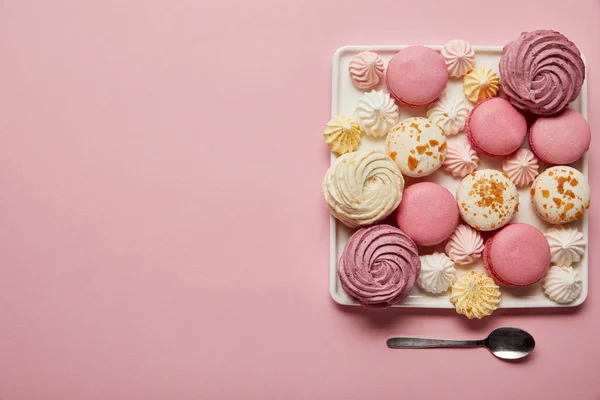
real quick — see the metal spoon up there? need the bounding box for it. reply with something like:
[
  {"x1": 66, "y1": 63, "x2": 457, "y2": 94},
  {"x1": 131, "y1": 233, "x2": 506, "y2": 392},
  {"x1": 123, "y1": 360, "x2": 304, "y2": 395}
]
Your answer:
[{"x1": 386, "y1": 327, "x2": 535, "y2": 360}]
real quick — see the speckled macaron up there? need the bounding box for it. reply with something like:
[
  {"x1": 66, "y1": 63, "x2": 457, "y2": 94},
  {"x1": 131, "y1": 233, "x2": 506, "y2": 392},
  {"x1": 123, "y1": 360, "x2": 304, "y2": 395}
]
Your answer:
[
  {"x1": 385, "y1": 46, "x2": 448, "y2": 108},
  {"x1": 456, "y1": 169, "x2": 519, "y2": 231},
  {"x1": 484, "y1": 223, "x2": 551, "y2": 286},
  {"x1": 529, "y1": 108, "x2": 591, "y2": 165},
  {"x1": 531, "y1": 166, "x2": 590, "y2": 224},
  {"x1": 386, "y1": 117, "x2": 447, "y2": 178},
  {"x1": 395, "y1": 182, "x2": 459, "y2": 246},
  {"x1": 466, "y1": 97, "x2": 527, "y2": 157}
]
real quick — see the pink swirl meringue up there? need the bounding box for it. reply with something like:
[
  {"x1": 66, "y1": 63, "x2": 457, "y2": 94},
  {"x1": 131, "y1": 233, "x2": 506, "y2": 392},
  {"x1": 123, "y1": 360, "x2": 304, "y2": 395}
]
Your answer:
[
  {"x1": 349, "y1": 51, "x2": 384, "y2": 91},
  {"x1": 499, "y1": 30, "x2": 585, "y2": 115},
  {"x1": 442, "y1": 140, "x2": 479, "y2": 178},
  {"x1": 445, "y1": 224, "x2": 484, "y2": 265},
  {"x1": 338, "y1": 224, "x2": 421, "y2": 308},
  {"x1": 441, "y1": 39, "x2": 476, "y2": 78},
  {"x1": 502, "y1": 148, "x2": 539, "y2": 187}
]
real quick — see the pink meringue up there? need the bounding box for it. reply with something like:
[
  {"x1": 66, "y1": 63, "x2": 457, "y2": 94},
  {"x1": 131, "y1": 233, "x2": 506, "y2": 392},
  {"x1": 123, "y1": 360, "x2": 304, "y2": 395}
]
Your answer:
[
  {"x1": 499, "y1": 30, "x2": 585, "y2": 115},
  {"x1": 441, "y1": 39, "x2": 476, "y2": 78},
  {"x1": 349, "y1": 51, "x2": 384, "y2": 91},
  {"x1": 502, "y1": 148, "x2": 539, "y2": 187},
  {"x1": 445, "y1": 224, "x2": 485, "y2": 265},
  {"x1": 442, "y1": 140, "x2": 479, "y2": 178}
]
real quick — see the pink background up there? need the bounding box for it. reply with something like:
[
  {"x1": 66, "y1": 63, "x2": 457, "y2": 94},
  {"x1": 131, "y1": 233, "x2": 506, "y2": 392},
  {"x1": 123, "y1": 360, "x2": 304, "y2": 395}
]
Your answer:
[{"x1": 0, "y1": 0, "x2": 599, "y2": 399}]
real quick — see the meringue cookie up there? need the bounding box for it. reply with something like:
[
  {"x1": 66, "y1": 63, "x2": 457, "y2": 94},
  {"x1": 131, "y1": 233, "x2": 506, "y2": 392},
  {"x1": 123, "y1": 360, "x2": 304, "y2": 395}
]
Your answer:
[
  {"x1": 349, "y1": 51, "x2": 385, "y2": 91},
  {"x1": 502, "y1": 148, "x2": 539, "y2": 187},
  {"x1": 355, "y1": 90, "x2": 400, "y2": 138},
  {"x1": 322, "y1": 150, "x2": 404, "y2": 228},
  {"x1": 545, "y1": 226, "x2": 586, "y2": 267},
  {"x1": 442, "y1": 140, "x2": 478, "y2": 178},
  {"x1": 450, "y1": 271, "x2": 501, "y2": 319},
  {"x1": 463, "y1": 68, "x2": 500, "y2": 103},
  {"x1": 426, "y1": 93, "x2": 469, "y2": 135},
  {"x1": 542, "y1": 265, "x2": 582, "y2": 304},
  {"x1": 418, "y1": 253, "x2": 456, "y2": 294},
  {"x1": 445, "y1": 224, "x2": 484, "y2": 265},
  {"x1": 441, "y1": 39, "x2": 476, "y2": 78},
  {"x1": 500, "y1": 30, "x2": 585, "y2": 116},
  {"x1": 323, "y1": 116, "x2": 364, "y2": 155},
  {"x1": 338, "y1": 224, "x2": 421, "y2": 308}
]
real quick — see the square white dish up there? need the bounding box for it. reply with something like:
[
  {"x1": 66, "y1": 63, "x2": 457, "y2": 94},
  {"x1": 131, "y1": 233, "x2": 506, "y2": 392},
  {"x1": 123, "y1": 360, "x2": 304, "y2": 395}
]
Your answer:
[{"x1": 329, "y1": 45, "x2": 588, "y2": 309}]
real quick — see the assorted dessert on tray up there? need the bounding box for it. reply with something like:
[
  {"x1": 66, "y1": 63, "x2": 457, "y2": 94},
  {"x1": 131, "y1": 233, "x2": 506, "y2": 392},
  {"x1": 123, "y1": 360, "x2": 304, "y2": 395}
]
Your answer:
[{"x1": 323, "y1": 30, "x2": 591, "y2": 318}]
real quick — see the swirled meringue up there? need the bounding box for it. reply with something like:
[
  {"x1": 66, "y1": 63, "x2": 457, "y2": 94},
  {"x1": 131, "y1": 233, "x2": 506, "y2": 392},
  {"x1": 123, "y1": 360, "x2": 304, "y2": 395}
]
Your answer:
[
  {"x1": 349, "y1": 51, "x2": 384, "y2": 91},
  {"x1": 445, "y1": 224, "x2": 484, "y2": 265},
  {"x1": 463, "y1": 68, "x2": 500, "y2": 103},
  {"x1": 418, "y1": 253, "x2": 456, "y2": 294},
  {"x1": 338, "y1": 224, "x2": 421, "y2": 308},
  {"x1": 442, "y1": 140, "x2": 479, "y2": 178},
  {"x1": 500, "y1": 30, "x2": 585, "y2": 116},
  {"x1": 450, "y1": 271, "x2": 501, "y2": 319},
  {"x1": 441, "y1": 39, "x2": 476, "y2": 78},
  {"x1": 542, "y1": 265, "x2": 582, "y2": 304},
  {"x1": 355, "y1": 90, "x2": 399, "y2": 138},
  {"x1": 502, "y1": 148, "x2": 539, "y2": 187},
  {"x1": 545, "y1": 226, "x2": 586, "y2": 267},
  {"x1": 426, "y1": 93, "x2": 469, "y2": 136},
  {"x1": 322, "y1": 150, "x2": 404, "y2": 228},
  {"x1": 323, "y1": 116, "x2": 363, "y2": 155}
]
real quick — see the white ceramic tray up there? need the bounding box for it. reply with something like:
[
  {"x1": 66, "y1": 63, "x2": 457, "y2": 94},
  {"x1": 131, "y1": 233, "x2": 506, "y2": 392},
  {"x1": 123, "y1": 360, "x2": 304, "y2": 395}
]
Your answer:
[{"x1": 329, "y1": 45, "x2": 588, "y2": 309}]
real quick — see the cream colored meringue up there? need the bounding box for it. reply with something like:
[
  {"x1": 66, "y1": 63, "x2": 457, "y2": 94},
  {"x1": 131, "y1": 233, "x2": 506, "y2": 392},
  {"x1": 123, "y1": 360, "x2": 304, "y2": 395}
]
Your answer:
[
  {"x1": 445, "y1": 224, "x2": 484, "y2": 265},
  {"x1": 418, "y1": 253, "x2": 456, "y2": 294},
  {"x1": 450, "y1": 271, "x2": 501, "y2": 319},
  {"x1": 463, "y1": 68, "x2": 500, "y2": 103},
  {"x1": 322, "y1": 150, "x2": 404, "y2": 228},
  {"x1": 323, "y1": 116, "x2": 363, "y2": 155},
  {"x1": 355, "y1": 90, "x2": 399, "y2": 138},
  {"x1": 545, "y1": 226, "x2": 586, "y2": 267},
  {"x1": 441, "y1": 39, "x2": 476, "y2": 78},
  {"x1": 349, "y1": 51, "x2": 384, "y2": 91},
  {"x1": 442, "y1": 140, "x2": 479, "y2": 178},
  {"x1": 426, "y1": 93, "x2": 469, "y2": 136},
  {"x1": 502, "y1": 148, "x2": 539, "y2": 187},
  {"x1": 542, "y1": 265, "x2": 582, "y2": 304}
]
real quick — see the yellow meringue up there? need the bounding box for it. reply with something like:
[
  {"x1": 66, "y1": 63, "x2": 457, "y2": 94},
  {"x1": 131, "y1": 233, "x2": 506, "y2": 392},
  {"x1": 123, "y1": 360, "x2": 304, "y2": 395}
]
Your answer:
[
  {"x1": 450, "y1": 271, "x2": 501, "y2": 319},
  {"x1": 463, "y1": 68, "x2": 500, "y2": 103},
  {"x1": 323, "y1": 116, "x2": 364, "y2": 155}
]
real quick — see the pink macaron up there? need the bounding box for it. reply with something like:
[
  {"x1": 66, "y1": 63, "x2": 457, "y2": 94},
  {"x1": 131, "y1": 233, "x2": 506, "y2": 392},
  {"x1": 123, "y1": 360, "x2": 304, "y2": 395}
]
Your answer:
[
  {"x1": 529, "y1": 108, "x2": 591, "y2": 165},
  {"x1": 395, "y1": 182, "x2": 459, "y2": 246},
  {"x1": 466, "y1": 97, "x2": 527, "y2": 157},
  {"x1": 483, "y1": 223, "x2": 551, "y2": 286},
  {"x1": 385, "y1": 46, "x2": 448, "y2": 108}
]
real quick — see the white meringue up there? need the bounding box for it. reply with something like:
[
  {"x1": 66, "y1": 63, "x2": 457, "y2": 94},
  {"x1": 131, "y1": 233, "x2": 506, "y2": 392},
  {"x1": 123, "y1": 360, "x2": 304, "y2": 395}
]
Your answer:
[
  {"x1": 426, "y1": 93, "x2": 469, "y2": 136},
  {"x1": 445, "y1": 225, "x2": 484, "y2": 265},
  {"x1": 545, "y1": 226, "x2": 586, "y2": 267},
  {"x1": 323, "y1": 116, "x2": 363, "y2": 155},
  {"x1": 322, "y1": 150, "x2": 404, "y2": 228},
  {"x1": 355, "y1": 90, "x2": 400, "y2": 138},
  {"x1": 442, "y1": 140, "x2": 479, "y2": 178},
  {"x1": 441, "y1": 39, "x2": 476, "y2": 78},
  {"x1": 542, "y1": 265, "x2": 582, "y2": 304},
  {"x1": 418, "y1": 253, "x2": 456, "y2": 294},
  {"x1": 502, "y1": 148, "x2": 539, "y2": 187},
  {"x1": 349, "y1": 51, "x2": 384, "y2": 91}
]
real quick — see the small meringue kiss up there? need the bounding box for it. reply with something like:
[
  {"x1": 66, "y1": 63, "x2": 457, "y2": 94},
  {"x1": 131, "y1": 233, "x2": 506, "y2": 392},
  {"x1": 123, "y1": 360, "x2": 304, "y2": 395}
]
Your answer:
[
  {"x1": 502, "y1": 148, "x2": 539, "y2": 187},
  {"x1": 443, "y1": 140, "x2": 479, "y2": 178},
  {"x1": 441, "y1": 39, "x2": 476, "y2": 78}
]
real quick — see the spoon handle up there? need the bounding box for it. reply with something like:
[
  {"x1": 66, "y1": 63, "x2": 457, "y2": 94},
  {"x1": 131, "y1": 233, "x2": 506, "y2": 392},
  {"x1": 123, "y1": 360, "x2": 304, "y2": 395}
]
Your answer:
[{"x1": 387, "y1": 337, "x2": 483, "y2": 349}]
